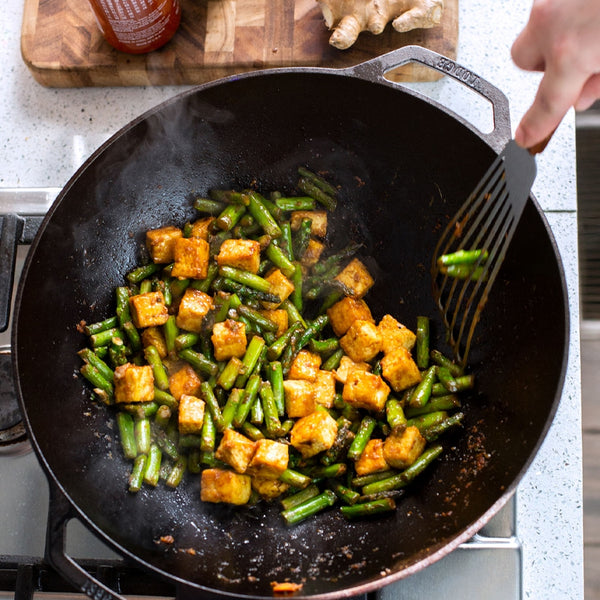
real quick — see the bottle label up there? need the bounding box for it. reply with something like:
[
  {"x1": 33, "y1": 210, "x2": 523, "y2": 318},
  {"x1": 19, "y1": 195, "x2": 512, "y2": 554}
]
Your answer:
[{"x1": 94, "y1": 0, "x2": 180, "y2": 49}]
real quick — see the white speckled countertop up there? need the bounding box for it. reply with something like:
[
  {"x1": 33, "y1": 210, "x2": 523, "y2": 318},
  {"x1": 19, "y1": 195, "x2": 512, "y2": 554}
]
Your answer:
[{"x1": 0, "y1": 0, "x2": 583, "y2": 598}]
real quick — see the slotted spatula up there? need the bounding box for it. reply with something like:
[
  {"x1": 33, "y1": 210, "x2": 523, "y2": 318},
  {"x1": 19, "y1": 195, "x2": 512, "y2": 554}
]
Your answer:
[{"x1": 432, "y1": 135, "x2": 552, "y2": 366}]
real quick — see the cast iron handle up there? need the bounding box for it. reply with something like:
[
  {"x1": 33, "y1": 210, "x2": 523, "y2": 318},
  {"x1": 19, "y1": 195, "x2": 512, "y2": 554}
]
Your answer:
[
  {"x1": 46, "y1": 481, "x2": 128, "y2": 600},
  {"x1": 347, "y1": 45, "x2": 512, "y2": 153},
  {"x1": 0, "y1": 214, "x2": 23, "y2": 332}
]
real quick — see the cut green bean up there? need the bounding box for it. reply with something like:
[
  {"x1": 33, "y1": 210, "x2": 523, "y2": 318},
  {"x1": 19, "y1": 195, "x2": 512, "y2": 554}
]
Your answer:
[
  {"x1": 340, "y1": 497, "x2": 396, "y2": 519},
  {"x1": 416, "y1": 316, "x2": 430, "y2": 369},
  {"x1": 143, "y1": 444, "x2": 162, "y2": 486},
  {"x1": 281, "y1": 489, "x2": 337, "y2": 525},
  {"x1": 347, "y1": 415, "x2": 377, "y2": 461},
  {"x1": 144, "y1": 345, "x2": 170, "y2": 391},
  {"x1": 280, "y1": 484, "x2": 321, "y2": 510},
  {"x1": 116, "y1": 412, "x2": 137, "y2": 460},
  {"x1": 128, "y1": 454, "x2": 147, "y2": 493},
  {"x1": 409, "y1": 365, "x2": 437, "y2": 408}
]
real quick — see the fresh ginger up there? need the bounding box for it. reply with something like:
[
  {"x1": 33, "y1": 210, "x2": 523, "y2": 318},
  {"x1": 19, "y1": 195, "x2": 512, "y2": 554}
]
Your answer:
[{"x1": 317, "y1": 0, "x2": 444, "y2": 49}]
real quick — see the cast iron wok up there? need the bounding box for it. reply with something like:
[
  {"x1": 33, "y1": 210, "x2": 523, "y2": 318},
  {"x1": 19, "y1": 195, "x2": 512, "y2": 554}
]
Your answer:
[{"x1": 12, "y1": 46, "x2": 568, "y2": 599}]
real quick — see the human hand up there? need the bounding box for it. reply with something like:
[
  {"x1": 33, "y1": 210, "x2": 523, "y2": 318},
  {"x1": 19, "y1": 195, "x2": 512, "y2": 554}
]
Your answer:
[{"x1": 511, "y1": 0, "x2": 600, "y2": 148}]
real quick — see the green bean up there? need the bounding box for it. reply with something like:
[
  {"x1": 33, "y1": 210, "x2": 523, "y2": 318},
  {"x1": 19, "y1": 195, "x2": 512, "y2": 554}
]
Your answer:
[
  {"x1": 409, "y1": 365, "x2": 437, "y2": 408},
  {"x1": 116, "y1": 412, "x2": 137, "y2": 460},
  {"x1": 144, "y1": 345, "x2": 170, "y2": 391},
  {"x1": 115, "y1": 287, "x2": 132, "y2": 327},
  {"x1": 218, "y1": 266, "x2": 271, "y2": 294},
  {"x1": 340, "y1": 498, "x2": 396, "y2": 519},
  {"x1": 435, "y1": 366, "x2": 460, "y2": 393},
  {"x1": 280, "y1": 484, "x2": 321, "y2": 510},
  {"x1": 245, "y1": 190, "x2": 282, "y2": 238},
  {"x1": 406, "y1": 410, "x2": 448, "y2": 432},
  {"x1": 200, "y1": 410, "x2": 217, "y2": 452},
  {"x1": 194, "y1": 196, "x2": 226, "y2": 215},
  {"x1": 416, "y1": 316, "x2": 430, "y2": 369},
  {"x1": 275, "y1": 196, "x2": 317, "y2": 211},
  {"x1": 328, "y1": 480, "x2": 361, "y2": 505},
  {"x1": 437, "y1": 248, "x2": 488, "y2": 267},
  {"x1": 221, "y1": 388, "x2": 243, "y2": 429},
  {"x1": 235, "y1": 336, "x2": 266, "y2": 388},
  {"x1": 292, "y1": 217, "x2": 312, "y2": 259},
  {"x1": 297, "y1": 167, "x2": 338, "y2": 198},
  {"x1": 281, "y1": 489, "x2": 337, "y2": 525},
  {"x1": 153, "y1": 388, "x2": 178, "y2": 410},
  {"x1": 216, "y1": 203, "x2": 246, "y2": 232},
  {"x1": 361, "y1": 445, "x2": 443, "y2": 495},
  {"x1": 233, "y1": 374, "x2": 261, "y2": 428},
  {"x1": 241, "y1": 421, "x2": 265, "y2": 441},
  {"x1": 321, "y1": 348, "x2": 344, "y2": 371},
  {"x1": 178, "y1": 348, "x2": 219, "y2": 378},
  {"x1": 386, "y1": 397, "x2": 407, "y2": 429},
  {"x1": 200, "y1": 381, "x2": 225, "y2": 431},
  {"x1": 267, "y1": 361, "x2": 285, "y2": 417},
  {"x1": 143, "y1": 444, "x2": 162, "y2": 486},
  {"x1": 430, "y1": 349, "x2": 464, "y2": 377},
  {"x1": 237, "y1": 305, "x2": 279, "y2": 332},
  {"x1": 217, "y1": 357, "x2": 244, "y2": 391},
  {"x1": 404, "y1": 395, "x2": 460, "y2": 417},
  {"x1": 78, "y1": 348, "x2": 114, "y2": 383},
  {"x1": 297, "y1": 177, "x2": 337, "y2": 212},
  {"x1": 80, "y1": 364, "x2": 114, "y2": 399},
  {"x1": 432, "y1": 374, "x2": 475, "y2": 395},
  {"x1": 154, "y1": 404, "x2": 172, "y2": 429},
  {"x1": 128, "y1": 454, "x2": 147, "y2": 493},
  {"x1": 279, "y1": 468, "x2": 312, "y2": 489},
  {"x1": 90, "y1": 327, "x2": 123, "y2": 349},
  {"x1": 84, "y1": 316, "x2": 119, "y2": 336},
  {"x1": 134, "y1": 417, "x2": 151, "y2": 455},
  {"x1": 347, "y1": 415, "x2": 377, "y2": 461},
  {"x1": 265, "y1": 241, "x2": 296, "y2": 278},
  {"x1": 127, "y1": 263, "x2": 160, "y2": 284},
  {"x1": 166, "y1": 456, "x2": 187, "y2": 488},
  {"x1": 421, "y1": 411, "x2": 465, "y2": 442}
]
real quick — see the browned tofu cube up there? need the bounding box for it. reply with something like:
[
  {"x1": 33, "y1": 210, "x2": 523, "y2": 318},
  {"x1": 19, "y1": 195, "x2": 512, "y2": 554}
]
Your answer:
[
  {"x1": 251, "y1": 476, "x2": 289, "y2": 500},
  {"x1": 168, "y1": 363, "x2": 203, "y2": 400},
  {"x1": 215, "y1": 429, "x2": 257, "y2": 473},
  {"x1": 333, "y1": 355, "x2": 371, "y2": 384},
  {"x1": 146, "y1": 226, "x2": 183, "y2": 264},
  {"x1": 216, "y1": 238, "x2": 261, "y2": 274},
  {"x1": 178, "y1": 394, "x2": 206, "y2": 434},
  {"x1": 171, "y1": 237, "x2": 210, "y2": 280},
  {"x1": 380, "y1": 347, "x2": 422, "y2": 393},
  {"x1": 288, "y1": 350, "x2": 322, "y2": 382},
  {"x1": 290, "y1": 210, "x2": 328, "y2": 238},
  {"x1": 259, "y1": 309, "x2": 288, "y2": 337},
  {"x1": 354, "y1": 439, "x2": 389, "y2": 476},
  {"x1": 200, "y1": 468, "x2": 251, "y2": 505},
  {"x1": 176, "y1": 288, "x2": 214, "y2": 333},
  {"x1": 378, "y1": 314, "x2": 417, "y2": 354},
  {"x1": 129, "y1": 291, "x2": 169, "y2": 328},
  {"x1": 301, "y1": 239, "x2": 325, "y2": 269},
  {"x1": 188, "y1": 217, "x2": 215, "y2": 240},
  {"x1": 262, "y1": 269, "x2": 295, "y2": 309},
  {"x1": 211, "y1": 319, "x2": 248, "y2": 361},
  {"x1": 114, "y1": 363, "x2": 155, "y2": 403},
  {"x1": 342, "y1": 368, "x2": 390, "y2": 413},
  {"x1": 247, "y1": 439, "x2": 289, "y2": 479},
  {"x1": 141, "y1": 327, "x2": 168, "y2": 358},
  {"x1": 283, "y1": 379, "x2": 315, "y2": 417},
  {"x1": 334, "y1": 258, "x2": 374, "y2": 299},
  {"x1": 327, "y1": 296, "x2": 374, "y2": 337},
  {"x1": 290, "y1": 411, "x2": 338, "y2": 458},
  {"x1": 340, "y1": 319, "x2": 382, "y2": 362},
  {"x1": 382, "y1": 425, "x2": 426, "y2": 469},
  {"x1": 313, "y1": 369, "x2": 336, "y2": 408}
]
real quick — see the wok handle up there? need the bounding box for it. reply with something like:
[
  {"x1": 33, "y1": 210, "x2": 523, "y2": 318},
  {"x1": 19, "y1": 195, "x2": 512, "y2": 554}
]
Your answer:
[
  {"x1": 45, "y1": 482, "x2": 128, "y2": 600},
  {"x1": 348, "y1": 45, "x2": 512, "y2": 152},
  {"x1": 0, "y1": 214, "x2": 23, "y2": 333}
]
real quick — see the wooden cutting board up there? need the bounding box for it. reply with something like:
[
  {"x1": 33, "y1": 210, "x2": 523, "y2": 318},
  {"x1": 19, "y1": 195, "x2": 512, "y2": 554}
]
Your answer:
[{"x1": 21, "y1": 0, "x2": 458, "y2": 87}]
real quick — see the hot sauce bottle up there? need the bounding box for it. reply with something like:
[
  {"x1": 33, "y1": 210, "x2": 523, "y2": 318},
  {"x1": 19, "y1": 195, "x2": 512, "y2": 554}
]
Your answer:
[{"x1": 87, "y1": 0, "x2": 181, "y2": 54}]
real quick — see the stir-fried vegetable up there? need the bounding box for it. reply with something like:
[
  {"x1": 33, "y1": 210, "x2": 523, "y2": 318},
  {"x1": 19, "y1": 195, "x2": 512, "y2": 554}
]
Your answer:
[{"x1": 77, "y1": 167, "x2": 472, "y2": 524}]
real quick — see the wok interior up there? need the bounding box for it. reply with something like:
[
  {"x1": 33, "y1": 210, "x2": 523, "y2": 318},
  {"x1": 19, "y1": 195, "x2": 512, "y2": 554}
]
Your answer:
[{"x1": 14, "y1": 71, "x2": 567, "y2": 598}]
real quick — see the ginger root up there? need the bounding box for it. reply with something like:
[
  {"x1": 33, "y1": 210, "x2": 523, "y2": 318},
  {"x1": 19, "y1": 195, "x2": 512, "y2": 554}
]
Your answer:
[{"x1": 317, "y1": 0, "x2": 443, "y2": 50}]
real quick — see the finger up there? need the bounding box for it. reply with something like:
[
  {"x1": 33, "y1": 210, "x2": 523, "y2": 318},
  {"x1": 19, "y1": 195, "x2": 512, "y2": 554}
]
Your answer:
[
  {"x1": 575, "y1": 73, "x2": 600, "y2": 111},
  {"x1": 515, "y1": 68, "x2": 587, "y2": 147},
  {"x1": 511, "y1": 25, "x2": 545, "y2": 72}
]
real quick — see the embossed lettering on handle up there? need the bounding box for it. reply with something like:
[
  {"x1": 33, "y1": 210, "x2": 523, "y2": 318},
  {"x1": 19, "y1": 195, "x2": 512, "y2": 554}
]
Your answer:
[{"x1": 435, "y1": 57, "x2": 482, "y2": 90}]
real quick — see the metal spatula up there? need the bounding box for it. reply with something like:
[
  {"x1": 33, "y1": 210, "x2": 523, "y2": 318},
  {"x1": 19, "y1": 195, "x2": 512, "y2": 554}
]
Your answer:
[{"x1": 431, "y1": 136, "x2": 551, "y2": 366}]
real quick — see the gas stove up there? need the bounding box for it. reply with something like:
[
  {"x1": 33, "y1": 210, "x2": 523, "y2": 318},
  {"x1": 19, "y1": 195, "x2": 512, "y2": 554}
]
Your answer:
[{"x1": 0, "y1": 188, "x2": 521, "y2": 600}]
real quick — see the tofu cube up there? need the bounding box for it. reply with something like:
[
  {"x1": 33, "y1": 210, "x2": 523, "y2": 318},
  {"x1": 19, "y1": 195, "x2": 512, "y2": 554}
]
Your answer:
[
  {"x1": 312, "y1": 369, "x2": 336, "y2": 408},
  {"x1": 215, "y1": 429, "x2": 257, "y2": 473},
  {"x1": 200, "y1": 468, "x2": 251, "y2": 505},
  {"x1": 188, "y1": 217, "x2": 215, "y2": 240},
  {"x1": 354, "y1": 439, "x2": 389, "y2": 476},
  {"x1": 283, "y1": 379, "x2": 315, "y2": 417},
  {"x1": 168, "y1": 363, "x2": 203, "y2": 400},
  {"x1": 290, "y1": 210, "x2": 328, "y2": 239},
  {"x1": 251, "y1": 476, "x2": 289, "y2": 500},
  {"x1": 114, "y1": 363, "x2": 155, "y2": 403},
  {"x1": 340, "y1": 319, "x2": 382, "y2": 362},
  {"x1": 380, "y1": 347, "x2": 422, "y2": 393},
  {"x1": 288, "y1": 350, "x2": 322, "y2": 382},
  {"x1": 262, "y1": 269, "x2": 295, "y2": 309},
  {"x1": 129, "y1": 291, "x2": 169, "y2": 328},
  {"x1": 141, "y1": 326, "x2": 168, "y2": 358},
  {"x1": 146, "y1": 226, "x2": 183, "y2": 264},
  {"x1": 382, "y1": 425, "x2": 426, "y2": 469},
  {"x1": 216, "y1": 238, "x2": 261, "y2": 274},
  {"x1": 333, "y1": 355, "x2": 371, "y2": 384},
  {"x1": 178, "y1": 394, "x2": 206, "y2": 434},
  {"x1": 211, "y1": 319, "x2": 247, "y2": 361},
  {"x1": 171, "y1": 237, "x2": 210, "y2": 280},
  {"x1": 342, "y1": 368, "x2": 390, "y2": 413},
  {"x1": 378, "y1": 314, "x2": 417, "y2": 354},
  {"x1": 301, "y1": 239, "x2": 325, "y2": 269},
  {"x1": 290, "y1": 411, "x2": 338, "y2": 458},
  {"x1": 327, "y1": 296, "x2": 374, "y2": 337},
  {"x1": 259, "y1": 309, "x2": 288, "y2": 337},
  {"x1": 247, "y1": 439, "x2": 289, "y2": 479},
  {"x1": 176, "y1": 288, "x2": 214, "y2": 333},
  {"x1": 334, "y1": 258, "x2": 374, "y2": 299}
]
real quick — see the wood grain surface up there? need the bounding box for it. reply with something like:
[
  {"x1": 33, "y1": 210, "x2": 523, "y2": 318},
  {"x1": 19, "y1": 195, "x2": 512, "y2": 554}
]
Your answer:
[{"x1": 21, "y1": 0, "x2": 458, "y2": 87}]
